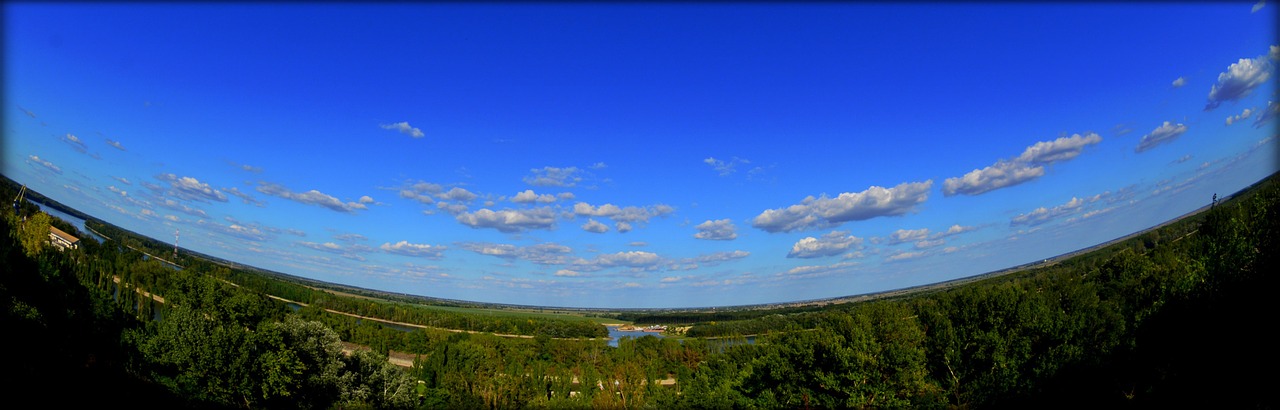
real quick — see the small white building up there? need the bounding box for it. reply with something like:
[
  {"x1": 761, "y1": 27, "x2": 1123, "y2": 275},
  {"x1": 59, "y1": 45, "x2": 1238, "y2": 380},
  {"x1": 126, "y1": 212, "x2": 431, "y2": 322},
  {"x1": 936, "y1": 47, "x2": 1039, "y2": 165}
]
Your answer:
[{"x1": 49, "y1": 226, "x2": 80, "y2": 251}]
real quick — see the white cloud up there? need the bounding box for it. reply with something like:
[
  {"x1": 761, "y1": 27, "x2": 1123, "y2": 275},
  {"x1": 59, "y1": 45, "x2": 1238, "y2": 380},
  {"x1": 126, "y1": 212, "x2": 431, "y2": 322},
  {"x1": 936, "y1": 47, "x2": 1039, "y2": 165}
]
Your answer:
[
  {"x1": 380, "y1": 121, "x2": 425, "y2": 138},
  {"x1": 573, "y1": 201, "x2": 675, "y2": 224},
  {"x1": 944, "y1": 133, "x2": 1101, "y2": 196},
  {"x1": 570, "y1": 251, "x2": 662, "y2": 272},
  {"x1": 1135, "y1": 121, "x2": 1189, "y2": 153},
  {"x1": 26, "y1": 155, "x2": 62, "y2": 174},
  {"x1": 787, "y1": 230, "x2": 863, "y2": 258},
  {"x1": 1011, "y1": 196, "x2": 1086, "y2": 227},
  {"x1": 693, "y1": 219, "x2": 738, "y2": 240},
  {"x1": 359, "y1": 195, "x2": 375, "y2": 204},
  {"x1": 616, "y1": 221, "x2": 633, "y2": 233},
  {"x1": 1015, "y1": 133, "x2": 1103, "y2": 164},
  {"x1": 1172, "y1": 76, "x2": 1187, "y2": 88},
  {"x1": 943, "y1": 161, "x2": 1044, "y2": 196},
  {"x1": 157, "y1": 199, "x2": 209, "y2": 218},
  {"x1": 456, "y1": 207, "x2": 557, "y2": 233},
  {"x1": 590, "y1": 162, "x2": 607, "y2": 170},
  {"x1": 62, "y1": 133, "x2": 88, "y2": 153},
  {"x1": 888, "y1": 228, "x2": 931, "y2": 244},
  {"x1": 1205, "y1": 55, "x2": 1272, "y2": 110},
  {"x1": 458, "y1": 242, "x2": 572, "y2": 265},
  {"x1": 512, "y1": 189, "x2": 557, "y2": 204},
  {"x1": 936, "y1": 224, "x2": 977, "y2": 238},
  {"x1": 108, "y1": 185, "x2": 128, "y2": 197},
  {"x1": 581, "y1": 219, "x2": 609, "y2": 233},
  {"x1": 1253, "y1": 0, "x2": 1266, "y2": 13},
  {"x1": 752, "y1": 180, "x2": 932, "y2": 233},
  {"x1": 380, "y1": 241, "x2": 446, "y2": 259},
  {"x1": 399, "y1": 180, "x2": 442, "y2": 204},
  {"x1": 255, "y1": 182, "x2": 366, "y2": 213},
  {"x1": 156, "y1": 173, "x2": 228, "y2": 203},
  {"x1": 1226, "y1": 107, "x2": 1255, "y2": 126},
  {"x1": 523, "y1": 166, "x2": 582, "y2": 187},
  {"x1": 439, "y1": 187, "x2": 477, "y2": 202},
  {"x1": 554, "y1": 269, "x2": 580, "y2": 277}
]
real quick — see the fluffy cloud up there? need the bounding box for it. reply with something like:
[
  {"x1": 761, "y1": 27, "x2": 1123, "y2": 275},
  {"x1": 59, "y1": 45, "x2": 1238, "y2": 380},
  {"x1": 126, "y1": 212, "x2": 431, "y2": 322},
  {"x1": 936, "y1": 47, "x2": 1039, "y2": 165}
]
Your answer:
[
  {"x1": 1226, "y1": 108, "x2": 1255, "y2": 126},
  {"x1": 581, "y1": 219, "x2": 609, "y2": 233},
  {"x1": 570, "y1": 251, "x2": 663, "y2": 272},
  {"x1": 380, "y1": 121, "x2": 425, "y2": 138},
  {"x1": 752, "y1": 180, "x2": 932, "y2": 233},
  {"x1": 256, "y1": 182, "x2": 366, "y2": 213},
  {"x1": 456, "y1": 207, "x2": 557, "y2": 232},
  {"x1": 438, "y1": 187, "x2": 478, "y2": 202},
  {"x1": 523, "y1": 166, "x2": 582, "y2": 187},
  {"x1": 1011, "y1": 196, "x2": 1086, "y2": 227},
  {"x1": 573, "y1": 202, "x2": 675, "y2": 224},
  {"x1": 512, "y1": 189, "x2": 558, "y2": 204},
  {"x1": 1172, "y1": 76, "x2": 1187, "y2": 88},
  {"x1": 26, "y1": 155, "x2": 61, "y2": 174},
  {"x1": 1015, "y1": 133, "x2": 1103, "y2": 164},
  {"x1": 616, "y1": 221, "x2": 633, "y2": 233},
  {"x1": 399, "y1": 180, "x2": 442, "y2": 204},
  {"x1": 693, "y1": 219, "x2": 738, "y2": 240},
  {"x1": 1254, "y1": 0, "x2": 1266, "y2": 13},
  {"x1": 380, "y1": 241, "x2": 446, "y2": 259},
  {"x1": 787, "y1": 230, "x2": 864, "y2": 258},
  {"x1": 1205, "y1": 55, "x2": 1271, "y2": 111},
  {"x1": 944, "y1": 133, "x2": 1101, "y2": 196},
  {"x1": 156, "y1": 174, "x2": 229, "y2": 203},
  {"x1": 1135, "y1": 121, "x2": 1189, "y2": 153},
  {"x1": 936, "y1": 224, "x2": 977, "y2": 238}
]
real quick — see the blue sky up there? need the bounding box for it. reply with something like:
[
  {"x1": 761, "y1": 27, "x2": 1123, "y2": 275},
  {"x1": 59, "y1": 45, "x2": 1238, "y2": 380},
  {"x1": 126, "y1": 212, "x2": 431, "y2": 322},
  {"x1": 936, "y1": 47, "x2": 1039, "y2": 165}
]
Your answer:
[{"x1": 4, "y1": 2, "x2": 1277, "y2": 308}]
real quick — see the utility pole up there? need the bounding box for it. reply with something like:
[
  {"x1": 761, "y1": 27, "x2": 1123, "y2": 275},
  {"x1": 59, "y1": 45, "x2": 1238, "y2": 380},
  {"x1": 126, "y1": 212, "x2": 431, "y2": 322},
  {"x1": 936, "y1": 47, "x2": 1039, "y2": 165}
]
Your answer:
[{"x1": 172, "y1": 229, "x2": 180, "y2": 261}]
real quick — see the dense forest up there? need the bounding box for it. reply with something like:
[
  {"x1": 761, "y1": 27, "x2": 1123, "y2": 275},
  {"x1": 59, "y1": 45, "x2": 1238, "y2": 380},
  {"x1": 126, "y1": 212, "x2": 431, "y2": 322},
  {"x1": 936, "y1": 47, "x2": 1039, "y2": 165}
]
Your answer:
[{"x1": 2, "y1": 172, "x2": 1276, "y2": 408}]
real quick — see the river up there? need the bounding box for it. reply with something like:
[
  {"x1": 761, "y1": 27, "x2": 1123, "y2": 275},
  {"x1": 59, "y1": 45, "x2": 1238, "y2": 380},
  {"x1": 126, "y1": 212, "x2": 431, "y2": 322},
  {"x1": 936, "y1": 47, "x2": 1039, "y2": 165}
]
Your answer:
[
  {"x1": 606, "y1": 326, "x2": 666, "y2": 347},
  {"x1": 32, "y1": 202, "x2": 107, "y2": 243}
]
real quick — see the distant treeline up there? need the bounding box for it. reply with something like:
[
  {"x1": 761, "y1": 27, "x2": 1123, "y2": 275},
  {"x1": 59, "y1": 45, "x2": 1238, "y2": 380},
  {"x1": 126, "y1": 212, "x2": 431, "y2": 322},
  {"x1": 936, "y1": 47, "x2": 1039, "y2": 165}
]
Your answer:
[{"x1": 82, "y1": 217, "x2": 607, "y2": 340}]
